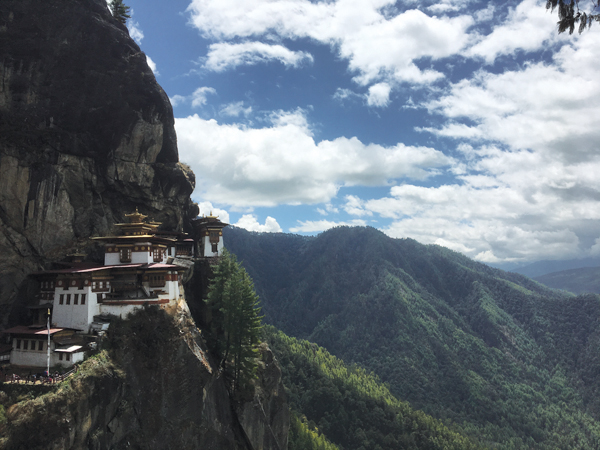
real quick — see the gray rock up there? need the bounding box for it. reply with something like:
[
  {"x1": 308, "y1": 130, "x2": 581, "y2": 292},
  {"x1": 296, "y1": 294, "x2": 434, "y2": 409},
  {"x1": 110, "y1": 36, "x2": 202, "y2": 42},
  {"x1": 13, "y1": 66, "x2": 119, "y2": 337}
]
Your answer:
[{"x1": 0, "y1": 0, "x2": 195, "y2": 324}]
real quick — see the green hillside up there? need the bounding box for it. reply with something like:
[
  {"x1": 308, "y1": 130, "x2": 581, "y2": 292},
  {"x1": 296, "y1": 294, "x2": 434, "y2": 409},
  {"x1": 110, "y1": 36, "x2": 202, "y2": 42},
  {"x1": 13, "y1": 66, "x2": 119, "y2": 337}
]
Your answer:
[
  {"x1": 534, "y1": 266, "x2": 600, "y2": 294},
  {"x1": 225, "y1": 226, "x2": 600, "y2": 449},
  {"x1": 266, "y1": 326, "x2": 483, "y2": 450}
]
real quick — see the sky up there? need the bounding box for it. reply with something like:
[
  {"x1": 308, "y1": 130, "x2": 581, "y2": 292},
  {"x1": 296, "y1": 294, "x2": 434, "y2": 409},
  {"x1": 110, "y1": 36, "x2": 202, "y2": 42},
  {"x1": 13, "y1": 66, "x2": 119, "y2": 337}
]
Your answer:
[{"x1": 115, "y1": 0, "x2": 600, "y2": 267}]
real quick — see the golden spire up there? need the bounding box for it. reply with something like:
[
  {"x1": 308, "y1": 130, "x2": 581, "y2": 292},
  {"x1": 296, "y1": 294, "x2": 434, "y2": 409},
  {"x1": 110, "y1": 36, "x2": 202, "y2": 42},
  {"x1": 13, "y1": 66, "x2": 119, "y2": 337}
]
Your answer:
[{"x1": 125, "y1": 207, "x2": 147, "y2": 224}]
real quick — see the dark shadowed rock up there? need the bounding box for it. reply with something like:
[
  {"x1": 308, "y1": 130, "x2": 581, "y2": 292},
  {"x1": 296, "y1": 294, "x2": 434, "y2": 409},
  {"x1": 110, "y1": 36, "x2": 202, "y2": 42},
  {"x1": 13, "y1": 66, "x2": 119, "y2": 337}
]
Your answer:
[
  {"x1": 0, "y1": 0, "x2": 196, "y2": 325},
  {"x1": 0, "y1": 306, "x2": 289, "y2": 450}
]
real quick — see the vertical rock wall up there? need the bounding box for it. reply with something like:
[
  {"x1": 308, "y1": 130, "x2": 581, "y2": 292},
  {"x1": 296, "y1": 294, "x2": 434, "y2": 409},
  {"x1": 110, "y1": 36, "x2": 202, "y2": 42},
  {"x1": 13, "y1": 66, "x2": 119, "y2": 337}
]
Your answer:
[{"x1": 0, "y1": 0, "x2": 196, "y2": 325}]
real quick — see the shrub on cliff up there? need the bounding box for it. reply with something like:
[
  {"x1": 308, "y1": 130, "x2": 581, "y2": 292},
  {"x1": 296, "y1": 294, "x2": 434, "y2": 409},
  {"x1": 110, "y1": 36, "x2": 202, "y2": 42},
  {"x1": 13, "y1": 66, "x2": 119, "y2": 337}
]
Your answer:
[{"x1": 109, "y1": 0, "x2": 131, "y2": 25}]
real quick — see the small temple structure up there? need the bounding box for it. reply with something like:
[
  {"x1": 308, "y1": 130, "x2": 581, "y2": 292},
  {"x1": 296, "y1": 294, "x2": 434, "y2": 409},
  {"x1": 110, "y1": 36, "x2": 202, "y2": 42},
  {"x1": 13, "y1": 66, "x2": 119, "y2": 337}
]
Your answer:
[
  {"x1": 193, "y1": 212, "x2": 228, "y2": 258},
  {"x1": 3, "y1": 208, "x2": 228, "y2": 368}
]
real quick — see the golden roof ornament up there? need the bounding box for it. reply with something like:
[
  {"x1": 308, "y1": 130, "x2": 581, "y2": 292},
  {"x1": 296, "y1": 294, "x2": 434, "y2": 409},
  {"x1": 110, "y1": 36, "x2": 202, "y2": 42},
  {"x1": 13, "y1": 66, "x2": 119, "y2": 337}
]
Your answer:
[{"x1": 125, "y1": 207, "x2": 147, "y2": 224}]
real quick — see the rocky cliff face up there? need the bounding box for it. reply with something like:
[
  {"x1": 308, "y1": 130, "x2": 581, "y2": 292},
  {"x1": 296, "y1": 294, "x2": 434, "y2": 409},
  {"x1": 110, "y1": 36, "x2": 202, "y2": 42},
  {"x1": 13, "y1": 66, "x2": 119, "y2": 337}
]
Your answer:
[
  {"x1": 0, "y1": 0, "x2": 196, "y2": 325},
  {"x1": 0, "y1": 305, "x2": 289, "y2": 450}
]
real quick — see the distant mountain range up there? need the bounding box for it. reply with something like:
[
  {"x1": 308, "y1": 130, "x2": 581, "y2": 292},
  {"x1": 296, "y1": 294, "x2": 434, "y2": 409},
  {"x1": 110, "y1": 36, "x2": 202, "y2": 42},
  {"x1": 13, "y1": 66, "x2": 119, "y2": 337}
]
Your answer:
[
  {"x1": 225, "y1": 225, "x2": 600, "y2": 450},
  {"x1": 533, "y1": 266, "x2": 600, "y2": 294},
  {"x1": 509, "y1": 256, "x2": 600, "y2": 278}
]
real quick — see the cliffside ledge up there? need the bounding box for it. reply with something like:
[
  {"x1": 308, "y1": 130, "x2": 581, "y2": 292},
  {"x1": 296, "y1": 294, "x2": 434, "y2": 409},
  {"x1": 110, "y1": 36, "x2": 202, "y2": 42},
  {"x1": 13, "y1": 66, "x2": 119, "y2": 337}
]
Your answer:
[{"x1": 0, "y1": 305, "x2": 289, "y2": 450}]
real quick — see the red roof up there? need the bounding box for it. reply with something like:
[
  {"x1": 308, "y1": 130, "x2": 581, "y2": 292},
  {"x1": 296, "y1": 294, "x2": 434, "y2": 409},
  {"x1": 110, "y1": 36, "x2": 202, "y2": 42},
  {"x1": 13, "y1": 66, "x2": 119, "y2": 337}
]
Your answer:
[
  {"x1": 2, "y1": 326, "x2": 68, "y2": 336},
  {"x1": 32, "y1": 262, "x2": 182, "y2": 275}
]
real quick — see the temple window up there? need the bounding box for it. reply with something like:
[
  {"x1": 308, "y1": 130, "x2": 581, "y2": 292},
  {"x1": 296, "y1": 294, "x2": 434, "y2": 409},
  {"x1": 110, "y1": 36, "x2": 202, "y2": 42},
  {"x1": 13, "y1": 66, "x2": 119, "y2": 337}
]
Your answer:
[
  {"x1": 16, "y1": 339, "x2": 21, "y2": 349},
  {"x1": 120, "y1": 248, "x2": 132, "y2": 263},
  {"x1": 59, "y1": 294, "x2": 64, "y2": 305},
  {"x1": 153, "y1": 248, "x2": 162, "y2": 262},
  {"x1": 74, "y1": 294, "x2": 79, "y2": 305},
  {"x1": 23, "y1": 340, "x2": 28, "y2": 350},
  {"x1": 81, "y1": 294, "x2": 86, "y2": 305},
  {"x1": 66, "y1": 294, "x2": 71, "y2": 305},
  {"x1": 38, "y1": 341, "x2": 43, "y2": 351}
]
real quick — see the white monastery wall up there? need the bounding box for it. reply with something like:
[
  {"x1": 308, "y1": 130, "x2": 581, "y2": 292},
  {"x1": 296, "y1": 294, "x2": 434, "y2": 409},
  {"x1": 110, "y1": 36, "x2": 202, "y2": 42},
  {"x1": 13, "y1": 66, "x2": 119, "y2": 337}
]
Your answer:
[{"x1": 53, "y1": 286, "x2": 98, "y2": 332}]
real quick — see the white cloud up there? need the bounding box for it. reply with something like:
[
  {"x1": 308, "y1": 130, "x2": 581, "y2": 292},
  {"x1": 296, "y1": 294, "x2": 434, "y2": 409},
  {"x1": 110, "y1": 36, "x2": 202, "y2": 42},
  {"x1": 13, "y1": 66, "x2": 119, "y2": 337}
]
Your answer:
[
  {"x1": 128, "y1": 20, "x2": 144, "y2": 44},
  {"x1": 191, "y1": 87, "x2": 217, "y2": 108},
  {"x1": 317, "y1": 203, "x2": 340, "y2": 216},
  {"x1": 333, "y1": 88, "x2": 361, "y2": 103},
  {"x1": 290, "y1": 219, "x2": 367, "y2": 233},
  {"x1": 169, "y1": 87, "x2": 217, "y2": 108},
  {"x1": 343, "y1": 195, "x2": 372, "y2": 217},
  {"x1": 170, "y1": 94, "x2": 187, "y2": 107},
  {"x1": 197, "y1": 201, "x2": 231, "y2": 224},
  {"x1": 175, "y1": 110, "x2": 451, "y2": 207},
  {"x1": 146, "y1": 55, "x2": 159, "y2": 75},
  {"x1": 234, "y1": 214, "x2": 283, "y2": 233},
  {"x1": 474, "y1": 4, "x2": 495, "y2": 22},
  {"x1": 366, "y1": 83, "x2": 391, "y2": 107},
  {"x1": 427, "y1": 0, "x2": 474, "y2": 13},
  {"x1": 186, "y1": 0, "x2": 474, "y2": 87},
  {"x1": 427, "y1": 30, "x2": 600, "y2": 160},
  {"x1": 204, "y1": 42, "x2": 313, "y2": 71},
  {"x1": 465, "y1": 0, "x2": 559, "y2": 64},
  {"x1": 220, "y1": 101, "x2": 253, "y2": 118},
  {"x1": 364, "y1": 181, "x2": 596, "y2": 263}
]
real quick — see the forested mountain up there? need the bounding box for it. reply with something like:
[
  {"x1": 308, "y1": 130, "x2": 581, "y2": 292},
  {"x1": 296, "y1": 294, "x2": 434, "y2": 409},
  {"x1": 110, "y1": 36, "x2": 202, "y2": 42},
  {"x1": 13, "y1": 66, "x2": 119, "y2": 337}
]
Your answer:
[
  {"x1": 266, "y1": 326, "x2": 483, "y2": 450},
  {"x1": 225, "y1": 226, "x2": 600, "y2": 449},
  {"x1": 534, "y1": 267, "x2": 600, "y2": 294}
]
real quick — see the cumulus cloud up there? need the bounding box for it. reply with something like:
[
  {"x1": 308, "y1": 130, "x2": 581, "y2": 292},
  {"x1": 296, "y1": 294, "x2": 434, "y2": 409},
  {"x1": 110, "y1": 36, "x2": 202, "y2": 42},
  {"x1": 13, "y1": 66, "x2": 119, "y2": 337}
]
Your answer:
[
  {"x1": 317, "y1": 203, "x2": 340, "y2": 216},
  {"x1": 343, "y1": 195, "x2": 372, "y2": 217},
  {"x1": 128, "y1": 20, "x2": 144, "y2": 44},
  {"x1": 359, "y1": 27, "x2": 600, "y2": 263},
  {"x1": 220, "y1": 101, "x2": 253, "y2": 118},
  {"x1": 197, "y1": 201, "x2": 231, "y2": 224},
  {"x1": 234, "y1": 214, "x2": 283, "y2": 233},
  {"x1": 204, "y1": 42, "x2": 313, "y2": 71},
  {"x1": 426, "y1": 0, "x2": 474, "y2": 13},
  {"x1": 360, "y1": 179, "x2": 599, "y2": 263},
  {"x1": 426, "y1": 30, "x2": 600, "y2": 160},
  {"x1": 175, "y1": 110, "x2": 451, "y2": 207},
  {"x1": 366, "y1": 83, "x2": 391, "y2": 107},
  {"x1": 186, "y1": 0, "x2": 474, "y2": 87},
  {"x1": 176, "y1": 0, "x2": 600, "y2": 263},
  {"x1": 290, "y1": 219, "x2": 368, "y2": 233},
  {"x1": 170, "y1": 94, "x2": 187, "y2": 107},
  {"x1": 146, "y1": 56, "x2": 159, "y2": 75},
  {"x1": 333, "y1": 23, "x2": 600, "y2": 263},
  {"x1": 191, "y1": 87, "x2": 217, "y2": 108},
  {"x1": 465, "y1": 0, "x2": 558, "y2": 64},
  {"x1": 170, "y1": 87, "x2": 217, "y2": 108},
  {"x1": 333, "y1": 88, "x2": 361, "y2": 104}
]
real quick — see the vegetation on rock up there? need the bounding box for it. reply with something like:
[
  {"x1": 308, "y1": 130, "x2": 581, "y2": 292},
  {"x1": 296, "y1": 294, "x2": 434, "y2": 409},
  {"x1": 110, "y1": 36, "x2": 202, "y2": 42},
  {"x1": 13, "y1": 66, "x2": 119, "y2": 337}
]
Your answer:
[
  {"x1": 206, "y1": 250, "x2": 264, "y2": 395},
  {"x1": 109, "y1": 0, "x2": 131, "y2": 25}
]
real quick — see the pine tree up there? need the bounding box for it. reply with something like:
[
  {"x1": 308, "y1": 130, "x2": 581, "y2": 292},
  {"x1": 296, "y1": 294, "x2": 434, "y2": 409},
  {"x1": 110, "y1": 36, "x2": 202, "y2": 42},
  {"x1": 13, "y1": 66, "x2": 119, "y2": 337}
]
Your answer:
[
  {"x1": 109, "y1": 0, "x2": 131, "y2": 25},
  {"x1": 206, "y1": 250, "x2": 263, "y2": 394}
]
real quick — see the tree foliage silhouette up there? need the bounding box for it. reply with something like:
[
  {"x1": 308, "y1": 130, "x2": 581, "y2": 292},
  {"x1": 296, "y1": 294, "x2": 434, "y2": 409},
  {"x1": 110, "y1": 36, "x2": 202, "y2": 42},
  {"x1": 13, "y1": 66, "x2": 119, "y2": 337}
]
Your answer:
[
  {"x1": 206, "y1": 250, "x2": 263, "y2": 394},
  {"x1": 546, "y1": 0, "x2": 600, "y2": 33},
  {"x1": 109, "y1": 0, "x2": 131, "y2": 25}
]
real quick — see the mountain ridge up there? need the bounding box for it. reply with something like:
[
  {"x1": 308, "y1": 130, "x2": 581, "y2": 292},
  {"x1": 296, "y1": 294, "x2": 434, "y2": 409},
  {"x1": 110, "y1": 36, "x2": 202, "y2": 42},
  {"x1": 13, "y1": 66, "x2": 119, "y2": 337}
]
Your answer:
[{"x1": 225, "y1": 225, "x2": 600, "y2": 449}]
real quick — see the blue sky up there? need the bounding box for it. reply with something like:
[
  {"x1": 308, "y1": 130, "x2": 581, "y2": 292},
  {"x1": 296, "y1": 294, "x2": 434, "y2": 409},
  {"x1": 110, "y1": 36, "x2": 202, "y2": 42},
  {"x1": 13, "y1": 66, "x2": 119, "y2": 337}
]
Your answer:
[{"x1": 117, "y1": 0, "x2": 600, "y2": 266}]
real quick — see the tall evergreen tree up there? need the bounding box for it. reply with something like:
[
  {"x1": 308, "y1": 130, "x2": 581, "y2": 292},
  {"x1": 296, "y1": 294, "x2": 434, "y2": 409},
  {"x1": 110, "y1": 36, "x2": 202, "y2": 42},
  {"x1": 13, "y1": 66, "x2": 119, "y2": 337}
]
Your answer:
[
  {"x1": 206, "y1": 250, "x2": 263, "y2": 394},
  {"x1": 109, "y1": 0, "x2": 131, "y2": 25}
]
